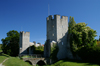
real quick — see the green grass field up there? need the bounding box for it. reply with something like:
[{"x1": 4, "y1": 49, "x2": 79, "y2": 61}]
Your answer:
[
  {"x1": 0, "y1": 44, "x2": 2, "y2": 52},
  {"x1": 20, "y1": 55, "x2": 39, "y2": 59},
  {"x1": 0, "y1": 56, "x2": 8, "y2": 63},
  {"x1": 3, "y1": 57, "x2": 32, "y2": 66},
  {"x1": 0, "y1": 53, "x2": 9, "y2": 63},
  {"x1": 0, "y1": 53, "x2": 32, "y2": 66},
  {"x1": 0, "y1": 49, "x2": 2, "y2": 52},
  {"x1": 0, "y1": 53, "x2": 100, "y2": 66},
  {"x1": 50, "y1": 60, "x2": 100, "y2": 66}
]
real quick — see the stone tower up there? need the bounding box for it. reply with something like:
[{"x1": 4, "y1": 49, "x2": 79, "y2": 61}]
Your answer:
[
  {"x1": 44, "y1": 15, "x2": 73, "y2": 59},
  {"x1": 19, "y1": 31, "x2": 30, "y2": 54}
]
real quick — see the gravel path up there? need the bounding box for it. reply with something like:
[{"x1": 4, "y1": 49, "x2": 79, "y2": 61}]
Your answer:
[{"x1": 0, "y1": 58, "x2": 9, "y2": 66}]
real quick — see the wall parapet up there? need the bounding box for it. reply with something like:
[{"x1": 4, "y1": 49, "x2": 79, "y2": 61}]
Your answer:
[{"x1": 47, "y1": 15, "x2": 68, "y2": 21}]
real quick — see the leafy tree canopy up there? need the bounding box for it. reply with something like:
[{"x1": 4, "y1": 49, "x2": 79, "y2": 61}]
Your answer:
[
  {"x1": 70, "y1": 22, "x2": 97, "y2": 53},
  {"x1": 99, "y1": 36, "x2": 100, "y2": 41},
  {"x1": 1, "y1": 30, "x2": 19, "y2": 56},
  {"x1": 68, "y1": 16, "x2": 99, "y2": 63},
  {"x1": 0, "y1": 44, "x2": 2, "y2": 49},
  {"x1": 30, "y1": 45, "x2": 44, "y2": 54},
  {"x1": 68, "y1": 16, "x2": 76, "y2": 33},
  {"x1": 68, "y1": 16, "x2": 97, "y2": 54}
]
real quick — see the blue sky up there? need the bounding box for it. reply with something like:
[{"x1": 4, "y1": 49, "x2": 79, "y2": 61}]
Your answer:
[{"x1": 0, "y1": 0, "x2": 100, "y2": 44}]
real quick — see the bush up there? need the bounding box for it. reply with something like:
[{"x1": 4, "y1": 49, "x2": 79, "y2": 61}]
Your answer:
[
  {"x1": 1, "y1": 30, "x2": 19, "y2": 56},
  {"x1": 77, "y1": 46, "x2": 100, "y2": 63},
  {"x1": 35, "y1": 46, "x2": 44, "y2": 54},
  {"x1": 30, "y1": 45, "x2": 44, "y2": 54},
  {"x1": 0, "y1": 44, "x2": 2, "y2": 49}
]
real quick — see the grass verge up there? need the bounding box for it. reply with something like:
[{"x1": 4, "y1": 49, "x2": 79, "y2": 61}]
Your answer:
[
  {"x1": 3, "y1": 57, "x2": 32, "y2": 66},
  {"x1": 0, "y1": 52, "x2": 100, "y2": 66},
  {"x1": 0, "y1": 49, "x2": 2, "y2": 52},
  {"x1": 0, "y1": 53, "x2": 9, "y2": 63},
  {"x1": 50, "y1": 60, "x2": 100, "y2": 66},
  {"x1": 0, "y1": 53, "x2": 32, "y2": 66}
]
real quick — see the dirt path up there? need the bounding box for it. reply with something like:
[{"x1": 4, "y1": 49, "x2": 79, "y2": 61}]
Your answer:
[{"x1": 0, "y1": 58, "x2": 9, "y2": 66}]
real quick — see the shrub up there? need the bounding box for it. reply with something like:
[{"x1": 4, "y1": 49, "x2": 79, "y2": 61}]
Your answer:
[
  {"x1": 0, "y1": 44, "x2": 2, "y2": 49},
  {"x1": 77, "y1": 46, "x2": 100, "y2": 63},
  {"x1": 30, "y1": 45, "x2": 44, "y2": 54}
]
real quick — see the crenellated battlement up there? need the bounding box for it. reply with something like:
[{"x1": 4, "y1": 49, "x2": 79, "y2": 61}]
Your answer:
[
  {"x1": 47, "y1": 15, "x2": 68, "y2": 21},
  {"x1": 20, "y1": 31, "x2": 30, "y2": 34},
  {"x1": 20, "y1": 31, "x2": 30, "y2": 36}
]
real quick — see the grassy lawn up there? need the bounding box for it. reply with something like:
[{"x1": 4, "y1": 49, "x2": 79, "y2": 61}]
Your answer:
[
  {"x1": 50, "y1": 60, "x2": 100, "y2": 66},
  {"x1": 20, "y1": 55, "x2": 39, "y2": 59},
  {"x1": 3, "y1": 57, "x2": 32, "y2": 66},
  {"x1": 0, "y1": 54, "x2": 9, "y2": 63},
  {"x1": 0, "y1": 53, "x2": 32, "y2": 66},
  {"x1": 20, "y1": 55, "x2": 31, "y2": 58},
  {"x1": 0, "y1": 49, "x2": 2, "y2": 52},
  {"x1": 0, "y1": 53, "x2": 100, "y2": 66}
]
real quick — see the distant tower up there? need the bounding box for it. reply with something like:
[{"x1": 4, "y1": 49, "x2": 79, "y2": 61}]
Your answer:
[
  {"x1": 19, "y1": 31, "x2": 30, "y2": 54},
  {"x1": 44, "y1": 15, "x2": 73, "y2": 59}
]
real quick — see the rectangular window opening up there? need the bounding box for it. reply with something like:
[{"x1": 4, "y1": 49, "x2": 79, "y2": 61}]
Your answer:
[
  {"x1": 52, "y1": 34, "x2": 54, "y2": 36},
  {"x1": 62, "y1": 33, "x2": 63, "y2": 36},
  {"x1": 62, "y1": 42, "x2": 63, "y2": 45},
  {"x1": 62, "y1": 25, "x2": 63, "y2": 28}
]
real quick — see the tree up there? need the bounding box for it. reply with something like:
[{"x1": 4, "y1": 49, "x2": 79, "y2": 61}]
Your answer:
[
  {"x1": 68, "y1": 17, "x2": 98, "y2": 62},
  {"x1": 71, "y1": 23, "x2": 100, "y2": 63},
  {"x1": 30, "y1": 45, "x2": 44, "y2": 54},
  {"x1": 0, "y1": 44, "x2": 2, "y2": 49},
  {"x1": 70, "y1": 23, "x2": 97, "y2": 52},
  {"x1": 99, "y1": 36, "x2": 100, "y2": 41},
  {"x1": 68, "y1": 16, "x2": 76, "y2": 33},
  {"x1": 1, "y1": 30, "x2": 19, "y2": 56},
  {"x1": 68, "y1": 16, "x2": 76, "y2": 55}
]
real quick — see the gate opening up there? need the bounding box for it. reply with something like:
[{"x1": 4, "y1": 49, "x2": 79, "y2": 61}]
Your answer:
[
  {"x1": 36, "y1": 60, "x2": 46, "y2": 66},
  {"x1": 25, "y1": 60, "x2": 32, "y2": 65}
]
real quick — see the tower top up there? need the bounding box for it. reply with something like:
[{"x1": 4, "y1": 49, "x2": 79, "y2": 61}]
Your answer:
[{"x1": 47, "y1": 15, "x2": 68, "y2": 21}]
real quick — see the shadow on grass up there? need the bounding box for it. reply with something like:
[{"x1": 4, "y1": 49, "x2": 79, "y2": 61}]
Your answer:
[
  {"x1": 0, "y1": 53, "x2": 10, "y2": 57},
  {"x1": 57, "y1": 58, "x2": 100, "y2": 66}
]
